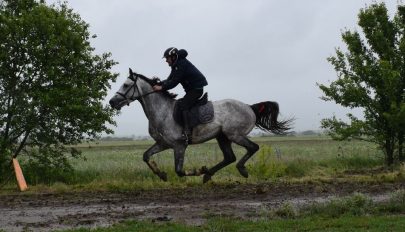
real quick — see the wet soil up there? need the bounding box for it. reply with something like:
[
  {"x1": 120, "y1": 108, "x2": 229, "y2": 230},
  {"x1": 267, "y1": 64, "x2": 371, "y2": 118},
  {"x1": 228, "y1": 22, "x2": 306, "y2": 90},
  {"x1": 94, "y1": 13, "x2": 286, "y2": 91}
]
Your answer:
[{"x1": 0, "y1": 181, "x2": 404, "y2": 231}]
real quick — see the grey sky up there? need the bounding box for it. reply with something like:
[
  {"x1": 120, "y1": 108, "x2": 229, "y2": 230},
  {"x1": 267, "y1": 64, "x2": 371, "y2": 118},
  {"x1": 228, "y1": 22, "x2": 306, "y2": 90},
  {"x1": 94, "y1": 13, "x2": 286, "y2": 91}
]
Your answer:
[{"x1": 47, "y1": 0, "x2": 398, "y2": 136}]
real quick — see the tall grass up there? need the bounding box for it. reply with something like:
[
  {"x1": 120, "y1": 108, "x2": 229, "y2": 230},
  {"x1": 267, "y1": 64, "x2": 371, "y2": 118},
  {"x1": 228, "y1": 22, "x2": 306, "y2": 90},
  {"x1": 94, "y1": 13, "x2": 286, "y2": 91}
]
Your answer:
[{"x1": 15, "y1": 136, "x2": 401, "y2": 189}]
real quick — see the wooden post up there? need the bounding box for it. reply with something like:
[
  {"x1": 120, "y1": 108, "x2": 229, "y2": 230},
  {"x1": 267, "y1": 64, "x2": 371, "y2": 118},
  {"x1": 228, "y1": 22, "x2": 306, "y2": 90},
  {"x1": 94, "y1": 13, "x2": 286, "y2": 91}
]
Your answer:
[{"x1": 12, "y1": 158, "x2": 28, "y2": 191}]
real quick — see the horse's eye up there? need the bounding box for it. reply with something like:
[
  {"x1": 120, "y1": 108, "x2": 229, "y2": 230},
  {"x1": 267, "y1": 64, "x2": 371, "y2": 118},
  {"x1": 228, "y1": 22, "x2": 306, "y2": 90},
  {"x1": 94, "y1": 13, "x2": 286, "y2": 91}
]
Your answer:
[{"x1": 123, "y1": 84, "x2": 129, "y2": 88}]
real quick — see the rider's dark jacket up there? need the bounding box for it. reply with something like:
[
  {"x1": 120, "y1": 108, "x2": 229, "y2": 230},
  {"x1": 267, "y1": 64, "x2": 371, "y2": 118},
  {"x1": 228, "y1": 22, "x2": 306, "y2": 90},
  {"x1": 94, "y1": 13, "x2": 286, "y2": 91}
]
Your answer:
[{"x1": 161, "y1": 49, "x2": 208, "y2": 92}]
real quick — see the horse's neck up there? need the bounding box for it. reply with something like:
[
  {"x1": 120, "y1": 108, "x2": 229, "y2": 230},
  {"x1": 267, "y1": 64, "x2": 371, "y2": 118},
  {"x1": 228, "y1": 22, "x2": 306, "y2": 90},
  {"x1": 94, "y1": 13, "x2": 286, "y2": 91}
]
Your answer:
[{"x1": 137, "y1": 80, "x2": 175, "y2": 125}]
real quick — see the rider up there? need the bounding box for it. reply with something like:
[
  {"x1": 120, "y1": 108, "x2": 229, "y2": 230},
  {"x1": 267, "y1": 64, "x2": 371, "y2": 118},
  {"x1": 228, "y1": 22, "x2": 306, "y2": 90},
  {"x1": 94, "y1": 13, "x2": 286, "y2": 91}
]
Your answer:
[{"x1": 152, "y1": 47, "x2": 208, "y2": 141}]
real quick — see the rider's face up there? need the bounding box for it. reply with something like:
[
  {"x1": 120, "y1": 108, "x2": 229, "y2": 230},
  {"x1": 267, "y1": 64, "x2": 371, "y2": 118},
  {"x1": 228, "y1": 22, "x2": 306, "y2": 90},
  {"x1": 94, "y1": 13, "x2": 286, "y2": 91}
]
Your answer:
[{"x1": 165, "y1": 56, "x2": 174, "y2": 66}]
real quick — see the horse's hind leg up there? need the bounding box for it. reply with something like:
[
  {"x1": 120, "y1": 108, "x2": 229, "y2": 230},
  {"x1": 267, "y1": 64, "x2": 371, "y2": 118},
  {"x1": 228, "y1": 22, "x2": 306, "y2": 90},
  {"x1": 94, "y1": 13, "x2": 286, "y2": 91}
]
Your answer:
[
  {"x1": 203, "y1": 133, "x2": 236, "y2": 183},
  {"x1": 228, "y1": 135, "x2": 259, "y2": 178}
]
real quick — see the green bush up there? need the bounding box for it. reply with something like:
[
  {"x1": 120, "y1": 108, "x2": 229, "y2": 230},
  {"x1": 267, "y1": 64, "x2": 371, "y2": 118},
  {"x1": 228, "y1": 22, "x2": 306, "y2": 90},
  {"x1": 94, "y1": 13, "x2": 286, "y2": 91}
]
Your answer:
[{"x1": 21, "y1": 149, "x2": 77, "y2": 185}]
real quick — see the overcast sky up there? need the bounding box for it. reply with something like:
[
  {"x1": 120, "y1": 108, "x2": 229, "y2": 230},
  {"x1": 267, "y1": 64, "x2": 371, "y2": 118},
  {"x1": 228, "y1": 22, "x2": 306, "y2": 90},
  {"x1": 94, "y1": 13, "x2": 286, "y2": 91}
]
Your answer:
[{"x1": 47, "y1": 0, "x2": 398, "y2": 136}]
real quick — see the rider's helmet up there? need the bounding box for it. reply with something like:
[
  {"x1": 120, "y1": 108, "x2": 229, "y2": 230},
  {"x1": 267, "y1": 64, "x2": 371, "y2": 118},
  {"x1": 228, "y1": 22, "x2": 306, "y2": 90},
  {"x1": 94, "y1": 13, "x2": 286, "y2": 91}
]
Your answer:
[{"x1": 163, "y1": 47, "x2": 178, "y2": 58}]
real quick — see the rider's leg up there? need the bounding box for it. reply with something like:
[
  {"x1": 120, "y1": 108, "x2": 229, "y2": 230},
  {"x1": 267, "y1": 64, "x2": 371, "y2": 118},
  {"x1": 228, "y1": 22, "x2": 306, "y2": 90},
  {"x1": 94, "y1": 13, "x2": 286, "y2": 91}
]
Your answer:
[
  {"x1": 182, "y1": 110, "x2": 191, "y2": 141},
  {"x1": 179, "y1": 89, "x2": 203, "y2": 142}
]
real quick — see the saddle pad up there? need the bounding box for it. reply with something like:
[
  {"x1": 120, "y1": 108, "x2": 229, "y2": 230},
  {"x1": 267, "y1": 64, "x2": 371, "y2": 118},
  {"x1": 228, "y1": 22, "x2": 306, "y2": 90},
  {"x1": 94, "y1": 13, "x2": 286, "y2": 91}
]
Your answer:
[
  {"x1": 188, "y1": 101, "x2": 214, "y2": 128},
  {"x1": 198, "y1": 101, "x2": 214, "y2": 123}
]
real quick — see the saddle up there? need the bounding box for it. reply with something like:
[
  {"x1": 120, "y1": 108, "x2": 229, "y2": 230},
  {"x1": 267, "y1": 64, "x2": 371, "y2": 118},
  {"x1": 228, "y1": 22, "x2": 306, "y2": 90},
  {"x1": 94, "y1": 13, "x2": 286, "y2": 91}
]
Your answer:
[{"x1": 173, "y1": 93, "x2": 214, "y2": 128}]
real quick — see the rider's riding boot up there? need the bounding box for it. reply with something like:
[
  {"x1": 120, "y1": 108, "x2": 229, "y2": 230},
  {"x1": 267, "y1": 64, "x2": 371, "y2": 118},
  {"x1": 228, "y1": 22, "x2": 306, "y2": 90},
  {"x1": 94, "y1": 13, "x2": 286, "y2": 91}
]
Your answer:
[{"x1": 182, "y1": 111, "x2": 192, "y2": 143}]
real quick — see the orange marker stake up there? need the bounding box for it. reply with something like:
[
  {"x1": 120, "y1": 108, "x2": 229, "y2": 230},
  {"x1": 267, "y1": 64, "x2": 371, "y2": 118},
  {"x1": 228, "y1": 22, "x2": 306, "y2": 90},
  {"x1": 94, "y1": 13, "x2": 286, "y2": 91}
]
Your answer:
[{"x1": 12, "y1": 158, "x2": 28, "y2": 191}]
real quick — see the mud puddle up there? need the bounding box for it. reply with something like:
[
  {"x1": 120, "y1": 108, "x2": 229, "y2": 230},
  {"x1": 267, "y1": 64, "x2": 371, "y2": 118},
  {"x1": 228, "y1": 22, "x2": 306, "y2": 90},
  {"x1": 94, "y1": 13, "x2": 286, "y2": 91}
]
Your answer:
[{"x1": 0, "y1": 181, "x2": 403, "y2": 232}]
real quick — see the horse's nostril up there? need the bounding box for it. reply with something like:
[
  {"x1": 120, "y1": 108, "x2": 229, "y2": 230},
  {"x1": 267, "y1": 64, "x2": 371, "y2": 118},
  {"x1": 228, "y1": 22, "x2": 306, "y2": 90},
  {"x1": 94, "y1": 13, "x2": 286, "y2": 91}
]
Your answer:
[{"x1": 109, "y1": 99, "x2": 114, "y2": 107}]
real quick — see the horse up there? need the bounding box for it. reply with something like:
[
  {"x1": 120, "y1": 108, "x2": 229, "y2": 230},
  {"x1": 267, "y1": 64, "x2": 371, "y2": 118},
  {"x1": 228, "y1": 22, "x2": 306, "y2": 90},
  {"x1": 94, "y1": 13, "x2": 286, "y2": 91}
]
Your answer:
[{"x1": 109, "y1": 68, "x2": 292, "y2": 183}]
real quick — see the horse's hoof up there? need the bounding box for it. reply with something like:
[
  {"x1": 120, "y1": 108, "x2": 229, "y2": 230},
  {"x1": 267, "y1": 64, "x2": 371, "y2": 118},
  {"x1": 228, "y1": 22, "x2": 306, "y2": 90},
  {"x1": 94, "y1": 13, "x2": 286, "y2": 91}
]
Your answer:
[
  {"x1": 158, "y1": 172, "x2": 168, "y2": 181},
  {"x1": 200, "y1": 166, "x2": 209, "y2": 174},
  {"x1": 237, "y1": 166, "x2": 249, "y2": 178},
  {"x1": 203, "y1": 174, "x2": 212, "y2": 183}
]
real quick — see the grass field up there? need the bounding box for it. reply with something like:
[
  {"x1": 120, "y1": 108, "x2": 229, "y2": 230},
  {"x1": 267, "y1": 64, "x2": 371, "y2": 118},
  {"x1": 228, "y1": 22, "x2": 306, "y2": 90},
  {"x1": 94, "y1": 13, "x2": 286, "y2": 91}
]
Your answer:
[
  {"x1": 0, "y1": 135, "x2": 398, "y2": 194},
  {"x1": 11, "y1": 135, "x2": 404, "y2": 192},
  {"x1": 2, "y1": 135, "x2": 405, "y2": 231}
]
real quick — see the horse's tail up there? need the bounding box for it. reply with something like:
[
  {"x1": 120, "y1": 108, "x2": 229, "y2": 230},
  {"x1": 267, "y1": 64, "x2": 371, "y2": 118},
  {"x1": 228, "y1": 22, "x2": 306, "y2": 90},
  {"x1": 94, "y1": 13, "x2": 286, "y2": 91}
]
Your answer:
[{"x1": 250, "y1": 101, "x2": 293, "y2": 135}]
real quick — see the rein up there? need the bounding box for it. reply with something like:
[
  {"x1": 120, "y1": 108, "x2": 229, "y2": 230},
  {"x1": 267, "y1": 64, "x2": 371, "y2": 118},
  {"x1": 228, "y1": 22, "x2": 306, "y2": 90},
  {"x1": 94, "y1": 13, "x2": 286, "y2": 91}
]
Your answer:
[{"x1": 116, "y1": 73, "x2": 156, "y2": 103}]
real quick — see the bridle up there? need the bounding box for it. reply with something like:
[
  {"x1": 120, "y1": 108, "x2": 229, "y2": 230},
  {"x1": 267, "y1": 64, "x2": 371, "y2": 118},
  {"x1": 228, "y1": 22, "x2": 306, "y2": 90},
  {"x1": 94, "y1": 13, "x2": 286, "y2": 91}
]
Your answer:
[{"x1": 116, "y1": 73, "x2": 156, "y2": 104}]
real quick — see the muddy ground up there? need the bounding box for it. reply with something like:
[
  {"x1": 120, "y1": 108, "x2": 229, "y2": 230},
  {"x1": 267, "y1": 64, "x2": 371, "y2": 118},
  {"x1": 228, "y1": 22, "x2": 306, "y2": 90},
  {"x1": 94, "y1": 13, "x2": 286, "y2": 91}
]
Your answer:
[{"x1": 0, "y1": 181, "x2": 404, "y2": 232}]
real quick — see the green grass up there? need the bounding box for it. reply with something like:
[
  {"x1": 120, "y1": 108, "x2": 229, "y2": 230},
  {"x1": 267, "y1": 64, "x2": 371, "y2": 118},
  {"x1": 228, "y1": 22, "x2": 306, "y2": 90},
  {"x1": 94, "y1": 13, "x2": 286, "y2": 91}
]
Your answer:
[
  {"x1": 4, "y1": 135, "x2": 403, "y2": 192},
  {"x1": 60, "y1": 215, "x2": 405, "y2": 232}
]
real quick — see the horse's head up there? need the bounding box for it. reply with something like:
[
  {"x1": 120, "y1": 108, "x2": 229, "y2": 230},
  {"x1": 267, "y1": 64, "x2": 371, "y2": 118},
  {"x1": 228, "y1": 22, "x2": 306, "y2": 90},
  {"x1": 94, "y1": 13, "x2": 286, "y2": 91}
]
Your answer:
[
  {"x1": 109, "y1": 68, "x2": 141, "y2": 110},
  {"x1": 109, "y1": 68, "x2": 178, "y2": 110}
]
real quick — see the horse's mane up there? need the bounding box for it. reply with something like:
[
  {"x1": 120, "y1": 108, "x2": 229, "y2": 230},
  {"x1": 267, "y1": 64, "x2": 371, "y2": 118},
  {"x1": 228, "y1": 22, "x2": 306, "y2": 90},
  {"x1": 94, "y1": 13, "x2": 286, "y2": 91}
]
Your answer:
[{"x1": 137, "y1": 73, "x2": 177, "y2": 99}]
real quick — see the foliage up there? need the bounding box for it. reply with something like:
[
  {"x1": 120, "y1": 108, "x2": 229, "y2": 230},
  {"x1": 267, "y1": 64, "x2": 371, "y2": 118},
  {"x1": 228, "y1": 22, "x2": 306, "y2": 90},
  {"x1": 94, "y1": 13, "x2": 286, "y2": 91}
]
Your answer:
[
  {"x1": 319, "y1": 3, "x2": 405, "y2": 165},
  {"x1": 22, "y1": 146, "x2": 78, "y2": 185},
  {"x1": 0, "y1": 0, "x2": 118, "y2": 178}
]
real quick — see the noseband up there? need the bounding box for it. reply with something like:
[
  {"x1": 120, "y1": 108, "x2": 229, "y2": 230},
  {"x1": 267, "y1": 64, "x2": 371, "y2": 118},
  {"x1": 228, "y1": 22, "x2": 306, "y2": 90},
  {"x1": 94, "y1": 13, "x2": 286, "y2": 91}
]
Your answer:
[{"x1": 116, "y1": 73, "x2": 156, "y2": 104}]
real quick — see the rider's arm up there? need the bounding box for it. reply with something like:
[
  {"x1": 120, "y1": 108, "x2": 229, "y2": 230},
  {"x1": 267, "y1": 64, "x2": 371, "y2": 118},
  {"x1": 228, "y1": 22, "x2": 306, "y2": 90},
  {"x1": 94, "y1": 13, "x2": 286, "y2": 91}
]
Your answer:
[{"x1": 161, "y1": 65, "x2": 184, "y2": 91}]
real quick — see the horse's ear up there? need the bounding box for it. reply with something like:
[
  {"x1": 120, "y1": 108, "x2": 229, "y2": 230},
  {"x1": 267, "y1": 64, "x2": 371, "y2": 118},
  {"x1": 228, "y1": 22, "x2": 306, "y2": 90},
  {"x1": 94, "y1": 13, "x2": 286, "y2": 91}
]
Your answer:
[{"x1": 129, "y1": 68, "x2": 133, "y2": 76}]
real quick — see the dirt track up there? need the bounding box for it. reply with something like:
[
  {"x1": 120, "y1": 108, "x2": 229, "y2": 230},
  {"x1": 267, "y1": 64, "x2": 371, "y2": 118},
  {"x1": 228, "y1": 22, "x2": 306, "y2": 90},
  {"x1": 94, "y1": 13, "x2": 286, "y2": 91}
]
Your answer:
[{"x1": 0, "y1": 181, "x2": 404, "y2": 232}]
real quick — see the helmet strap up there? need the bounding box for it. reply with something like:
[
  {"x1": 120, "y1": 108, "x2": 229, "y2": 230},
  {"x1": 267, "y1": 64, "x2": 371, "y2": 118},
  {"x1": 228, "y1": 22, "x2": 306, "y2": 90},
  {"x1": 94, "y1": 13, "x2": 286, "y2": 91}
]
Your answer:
[{"x1": 171, "y1": 54, "x2": 178, "y2": 64}]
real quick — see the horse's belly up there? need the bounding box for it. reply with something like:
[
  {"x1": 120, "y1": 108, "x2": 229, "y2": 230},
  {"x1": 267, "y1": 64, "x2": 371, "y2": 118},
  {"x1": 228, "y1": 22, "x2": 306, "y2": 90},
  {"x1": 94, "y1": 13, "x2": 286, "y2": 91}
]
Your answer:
[{"x1": 192, "y1": 122, "x2": 221, "y2": 143}]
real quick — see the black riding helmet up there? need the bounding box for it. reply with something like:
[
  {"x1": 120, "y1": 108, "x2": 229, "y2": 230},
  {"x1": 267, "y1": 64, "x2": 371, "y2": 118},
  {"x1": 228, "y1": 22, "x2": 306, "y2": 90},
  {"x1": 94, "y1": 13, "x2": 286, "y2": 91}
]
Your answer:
[
  {"x1": 163, "y1": 47, "x2": 178, "y2": 58},
  {"x1": 163, "y1": 47, "x2": 189, "y2": 60}
]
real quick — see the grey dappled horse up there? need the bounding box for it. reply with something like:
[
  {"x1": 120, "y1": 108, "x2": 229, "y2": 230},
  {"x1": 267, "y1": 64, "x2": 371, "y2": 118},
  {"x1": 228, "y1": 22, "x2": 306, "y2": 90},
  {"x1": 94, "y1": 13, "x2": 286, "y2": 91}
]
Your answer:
[{"x1": 109, "y1": 69, "x2": 292, "y2": 183}]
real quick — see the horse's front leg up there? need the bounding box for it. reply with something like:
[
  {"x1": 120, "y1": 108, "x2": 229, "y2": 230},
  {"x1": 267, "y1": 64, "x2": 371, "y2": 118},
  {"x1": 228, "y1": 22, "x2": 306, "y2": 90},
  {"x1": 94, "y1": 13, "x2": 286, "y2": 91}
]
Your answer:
[
  {"x1": 143, "y1": 143, "x2": 169, "y2": 181},
  {"x1": 174, "y1": 145, "x2": 208, "y2": 177}
]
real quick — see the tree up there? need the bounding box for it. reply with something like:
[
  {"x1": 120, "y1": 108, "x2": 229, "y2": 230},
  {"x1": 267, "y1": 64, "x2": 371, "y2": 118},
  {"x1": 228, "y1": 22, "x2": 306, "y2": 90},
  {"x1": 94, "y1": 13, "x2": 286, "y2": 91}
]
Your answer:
[
  {"x1": 0, "y1": 0, "x2": 118, "y2": 179},
  {"x1": 319, "y1": 3, "x2": 405, "y2": 166}
]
